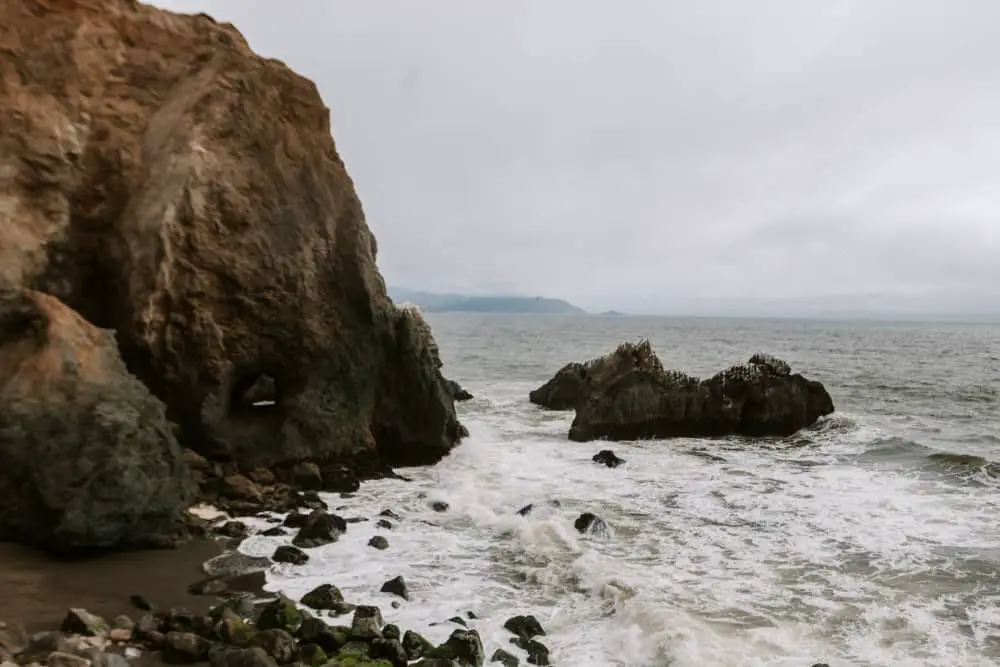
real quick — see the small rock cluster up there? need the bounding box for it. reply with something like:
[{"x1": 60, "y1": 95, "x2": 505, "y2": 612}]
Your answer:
[{"x1": 0, "y1": 596, "x2": 496, "y2": 667}]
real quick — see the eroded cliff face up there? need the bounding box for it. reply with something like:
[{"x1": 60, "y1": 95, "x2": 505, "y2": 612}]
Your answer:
[{"x1": 0, "y1": 0, "x2": 463, "y2": 471}]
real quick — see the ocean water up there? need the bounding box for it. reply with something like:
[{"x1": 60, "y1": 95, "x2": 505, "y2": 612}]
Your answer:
[{"x1": 238, "y1": 314, "x2": 1000, "y2": 667}]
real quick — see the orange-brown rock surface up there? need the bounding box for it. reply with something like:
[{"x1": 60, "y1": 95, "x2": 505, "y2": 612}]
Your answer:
[
  {"x1": 0, "y1": 285, "x2": 192, "y2": 552},
  {"x1": 0, "y1": 0, "x2": 464, "y2": 530}
]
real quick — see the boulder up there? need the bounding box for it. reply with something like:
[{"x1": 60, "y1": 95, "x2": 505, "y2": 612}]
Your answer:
[
  {"x1": 591, "y1": 450, "x2": 624, "y2": 468},
  {"x1": 272, "y1": 546, "x2": 308, "y2": 565},
  {"x1": 291, "y1": 509, "x2": 346, "y2": 548},
  {"x1": 550, "y1": 344, "x2": 834, "y2": 441},
  {"x1": 0, "y1": 287, "x2": 193, "y2": 552},
  {"x1": 529, "y1": 340, "x2": 662, "y2": 410},
  {"x1": 0, "y1": 0, "x2": 464, "y2": 477},
  {"x1": 573, "y1": 513, "x2": 610, "y2": 537},
  {"x1": 380, "y1": 576, "x2": 409, "y2": 601}
]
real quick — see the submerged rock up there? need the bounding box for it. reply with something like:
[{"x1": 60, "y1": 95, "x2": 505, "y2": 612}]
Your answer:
[
  {"x1": 592, "y1": 450, "x2": 625, "y2": 468},
  {"x1": 534, "y1": 342, "x2": 835, "y2": 442}
]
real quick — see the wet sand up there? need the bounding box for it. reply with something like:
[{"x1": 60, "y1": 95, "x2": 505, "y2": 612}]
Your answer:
[{"x1": 0, "y1": 538, "x2": 264, "y2": 634}]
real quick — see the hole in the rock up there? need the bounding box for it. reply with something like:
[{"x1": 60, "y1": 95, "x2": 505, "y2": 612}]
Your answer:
[{"x1": 230, "y1": 372, "x2": 280, "y2": 414}]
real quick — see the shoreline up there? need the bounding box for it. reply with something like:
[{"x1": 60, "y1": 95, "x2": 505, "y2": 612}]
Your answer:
[
  {"x1": 0, "y1": 537, "x2": 258, "y2": 635},
  {"x1": 0, "y1": 497, "x2": 542, "y2": 667}
]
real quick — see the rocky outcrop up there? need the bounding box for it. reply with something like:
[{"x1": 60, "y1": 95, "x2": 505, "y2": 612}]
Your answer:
[
  {"x1": 1, "y1": 0, "x2": 463, "y2": 488},
  {"x1": 0, "y1": 286, "x2": 193, "y2": 553},
  {"x1": 529, "y1": 340, "x2": 662, "y2": 409},
  {"x1": 563, "y1": 346, "x2": 835, "y2": 442},
  {"x1": 6, "y1": 597, "x2": 494, "y2": 667}
]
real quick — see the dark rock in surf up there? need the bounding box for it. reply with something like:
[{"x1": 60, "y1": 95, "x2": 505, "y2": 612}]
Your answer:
[
  {"x1": 557, "y1": 345, "x2": 834, "y2": 442},
  {"x1": 402, "y1": 630, "x2": 434, "y2": 660},
  {"x1": 431, "y1": 501, "x2": 450, "y2": 513},
  {"x1": 0, "y1": 287, "x2": 193, "y2": 553},
  {"x1": 445, "y1": 379, "x2": 474, "y2": 402},
  {"x1": 291, "y1": 509, "x2": 346, "y2": 548},
  {"x1": 510, "y1": 637, "x2": 550, "y2": 666},
  {"x1": 379, "y1": 509, "x2": 401, "y2": 520},
  {"x1": 369, "y1": 535, "x2": 390, "y2": 550},
  {"x1": 380, "y1": 576, "x2": 410, "y2": 601},
  {"x1": 376, "y1": 519, "x2": 394, "y2": 530},
  {"x1": 300, "y1": 584, "x2": 354, "y2": 615},
  {"x1": 215, "y1": 521, "x2": 250, "y2": 538},
  {"x1": 272, "y1": 545, "x2": 309, "y2": 565},
  {"x1": 515, "y1": 500, "x2": 561, "y2": 517},
  {"x1": 187, "y1": 578, "x2": 228, "y2": 596},
  {"x1": 592, "y1": 449, "x2": 625, "y2": 468},
  {"x1": 426, "y1": 629, "x2": 485, "y2": 666},
  {"x1": 253, "y1": 629, "x2": 297, "y2": 663},
  {"x1": 350, "y1": 606, "x2": 384, "y2": 640},
  {"x1": 503, "y1": 615, "x2": 545, "y2": 641},
  {"x1": 573, "y1": 512, "x2": 609, "y2": 537},
  {"x1": 371, "y1": 636, "x2": 409, "y2": 666},
  {"x1": 529, "y1": 340, "x2": 662, "y2": 410},
  {"x1": 256, "y1": 597, "x2": 302, "y2": 633},
  {"x1": 490, "y1": 648, "x2": 520, "y2": 667},
  {"x1": 260, "y1": 526, "x2": 287, "y2": 537}
]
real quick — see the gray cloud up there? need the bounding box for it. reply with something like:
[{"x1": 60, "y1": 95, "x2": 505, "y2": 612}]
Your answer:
[{"x1": 150, "y1": 0, "x2": 1000, "y2": 316}]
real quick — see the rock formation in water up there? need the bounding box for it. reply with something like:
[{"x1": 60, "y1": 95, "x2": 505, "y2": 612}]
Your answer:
[
  {"x1": 0, "y1": 286, "x2": 193, "y2": 553},
  {"x1": 529, "y1": 339, "x2": 662, "y2": 410},
  {"x1": 533, "y1": 343, "x2": 834, "y2": 441},
  {"x1": 0, "y1": 0, "x2": 464, "y2": 551}
]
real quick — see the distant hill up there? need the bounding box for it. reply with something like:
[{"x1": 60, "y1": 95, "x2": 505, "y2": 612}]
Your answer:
[{"x1": 389, "y1": 287, "x2": 586, "y2": 314}]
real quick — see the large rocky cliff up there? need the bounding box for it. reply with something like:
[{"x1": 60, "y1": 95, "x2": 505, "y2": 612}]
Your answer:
[{"x1": 0, "y1": 0, "x2": 464, "y2": 551}]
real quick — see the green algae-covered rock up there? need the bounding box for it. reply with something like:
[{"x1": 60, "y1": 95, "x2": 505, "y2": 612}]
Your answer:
[{"x1": 257, "y1": 597, "x2": 303, "y2": 633}]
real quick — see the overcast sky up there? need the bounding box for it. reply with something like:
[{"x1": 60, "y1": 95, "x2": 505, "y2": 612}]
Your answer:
[{"x1": 151, "y1": 0, "x2": 1000, "y2": 316}]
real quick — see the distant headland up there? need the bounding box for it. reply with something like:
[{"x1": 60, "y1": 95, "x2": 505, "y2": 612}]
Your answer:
[{"x1": 389, "y1": 287, "x2": 587, "y2": 314}]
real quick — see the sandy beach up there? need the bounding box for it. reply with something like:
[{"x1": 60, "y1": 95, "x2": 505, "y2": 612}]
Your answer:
[{"x1": 0, "y1": 538, "x2": 262, "y2": 634}]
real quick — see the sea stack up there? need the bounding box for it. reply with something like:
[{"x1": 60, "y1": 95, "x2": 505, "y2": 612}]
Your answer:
[{"x1": 531, "y1": 342, "x2": 835, "y2": 441}]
